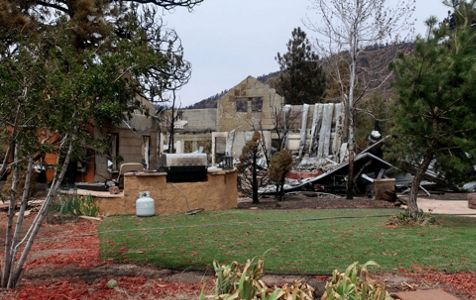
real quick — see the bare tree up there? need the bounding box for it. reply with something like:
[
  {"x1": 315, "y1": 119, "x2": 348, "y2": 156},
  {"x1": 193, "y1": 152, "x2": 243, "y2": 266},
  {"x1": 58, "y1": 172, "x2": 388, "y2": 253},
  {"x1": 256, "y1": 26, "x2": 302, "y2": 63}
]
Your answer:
[
  {"x1": 271, "y1": 105, "x2": 301, "y2": 153},
  {"x1": 164, "y1": 91, "x2": 184, "y2": 153},
  {"x1": 168, "y1": 91, "x2": 178, "y2": 153},
  {"x1": 128, "y1": 8, "x2": 192, "y2": 104},
  {"x1": 249, "y1": 105, "x2": 301, "y2": 164},
  {"x1": 250, "y1": 121, "x2": 271, "y2": 167},
  {"x1": 306, "y1": 0, "x2": 415, "y2": 199}
]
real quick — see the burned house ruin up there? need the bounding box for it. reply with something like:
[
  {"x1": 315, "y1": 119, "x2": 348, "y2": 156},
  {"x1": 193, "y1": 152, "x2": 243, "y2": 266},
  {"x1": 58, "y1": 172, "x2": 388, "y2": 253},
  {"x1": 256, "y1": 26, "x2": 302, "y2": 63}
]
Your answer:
[{"x1": 163, "y1": 76, "x2": 348, "y2": 167}]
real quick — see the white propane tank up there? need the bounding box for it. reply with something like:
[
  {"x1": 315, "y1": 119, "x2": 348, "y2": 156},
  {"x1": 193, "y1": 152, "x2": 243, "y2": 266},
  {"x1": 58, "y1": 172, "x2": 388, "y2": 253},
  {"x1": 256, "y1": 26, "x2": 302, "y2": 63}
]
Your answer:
[{"x1": 136, "y1": 191, "x2": 155, "y2": 217}]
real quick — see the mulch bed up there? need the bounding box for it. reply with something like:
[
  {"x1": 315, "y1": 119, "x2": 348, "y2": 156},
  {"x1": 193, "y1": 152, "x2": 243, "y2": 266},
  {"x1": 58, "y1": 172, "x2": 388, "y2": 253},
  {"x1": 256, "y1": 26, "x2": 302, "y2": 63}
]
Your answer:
[
  {"x1": 0, "y1": 216, "x2": 204, "y2": 300},
  {"x1": 26, "y1": 219, "x2": 101, "y2": 270},
  {"x1": 402, "y1": 267, "x2": 476, "y2": 299},
  {"x1": 10, "y1": 276, "x2": 203, "y2": 300}
]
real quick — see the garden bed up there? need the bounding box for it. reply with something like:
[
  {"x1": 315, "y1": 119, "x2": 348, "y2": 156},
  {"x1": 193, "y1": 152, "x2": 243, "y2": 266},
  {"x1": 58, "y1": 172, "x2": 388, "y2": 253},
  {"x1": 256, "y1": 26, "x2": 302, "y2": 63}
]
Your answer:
[{"x1": 0, "y1": 213, "x2": 204, "y2": 299}]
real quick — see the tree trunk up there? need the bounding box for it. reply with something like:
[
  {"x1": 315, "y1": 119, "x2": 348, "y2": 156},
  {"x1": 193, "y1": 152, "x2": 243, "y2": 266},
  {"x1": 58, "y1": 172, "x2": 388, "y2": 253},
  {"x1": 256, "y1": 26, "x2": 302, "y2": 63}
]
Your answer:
[
  {"x1": 8, "y1": 138, "x2": 74, "y2": 288},
  {"x1": 7, "y1": 157, "x2": 33, "y2": 288},
  {"x1": 346, "y1": 30, "x2": 358, "y2": 200},
  {"x1": 168, "y1": 91, "x2": 177, "y2": 153},
  {"x1": 408, "y1": 150, "x2": 434, "y2": 217},
  {"x1": 169, "y1": 104, "x2": 175, "y2": 153},
  {"x1": 1, "y1": 145, "x2": 19, "y2": 288},
  {"x1": 346, "y1": 152, "x2": 355, "y2": 199},
  {"x1": 346, "y1": 103, "x2": 356, "y2": 200},
  {"x1": 0, "y1": 144, "x2": 12, "y2": 180},
  {"x1": 278, "y1": 176, "x2": 285, "y2": 201},
  {"x1": 252, "y1": 150, "x2": 259, "y2": 204}
]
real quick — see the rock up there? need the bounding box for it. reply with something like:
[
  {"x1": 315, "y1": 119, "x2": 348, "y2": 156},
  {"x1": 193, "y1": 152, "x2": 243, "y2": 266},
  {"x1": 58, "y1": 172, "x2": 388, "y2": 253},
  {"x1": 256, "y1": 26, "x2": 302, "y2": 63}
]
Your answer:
[{"x1": 106, "y1": 279, "x2": 118, "y2": 289}]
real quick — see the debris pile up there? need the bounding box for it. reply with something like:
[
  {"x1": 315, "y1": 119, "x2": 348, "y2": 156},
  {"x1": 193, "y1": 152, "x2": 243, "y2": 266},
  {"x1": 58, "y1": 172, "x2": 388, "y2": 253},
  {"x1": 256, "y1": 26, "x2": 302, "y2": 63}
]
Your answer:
[{"x1": 0, "y1": 198, "x2": 45, "y2": 216}]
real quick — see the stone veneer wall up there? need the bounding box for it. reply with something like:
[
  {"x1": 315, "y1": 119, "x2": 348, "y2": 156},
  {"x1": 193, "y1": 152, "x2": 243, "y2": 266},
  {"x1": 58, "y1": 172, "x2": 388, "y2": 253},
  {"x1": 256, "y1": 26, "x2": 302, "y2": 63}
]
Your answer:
[
  {"x1": 94, "y1": 170, "x2": 237, "y2": 216},
  {"x1": 216, "y1": 76, "x2": 284, "y2": 133}
]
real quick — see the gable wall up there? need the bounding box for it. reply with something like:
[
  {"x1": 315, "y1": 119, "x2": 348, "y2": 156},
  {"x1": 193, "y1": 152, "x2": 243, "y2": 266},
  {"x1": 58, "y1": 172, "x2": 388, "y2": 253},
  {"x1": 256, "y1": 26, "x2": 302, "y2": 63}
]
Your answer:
[{"x1": 216, "y1": 77, "x2": 284, "y2": 133}]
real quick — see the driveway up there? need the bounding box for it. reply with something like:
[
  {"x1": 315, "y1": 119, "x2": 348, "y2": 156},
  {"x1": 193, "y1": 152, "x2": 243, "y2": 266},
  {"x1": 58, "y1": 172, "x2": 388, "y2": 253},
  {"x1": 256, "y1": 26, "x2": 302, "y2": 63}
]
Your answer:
[{"x1": 417, "y1": 197, "x2": 476, "y2": 217}]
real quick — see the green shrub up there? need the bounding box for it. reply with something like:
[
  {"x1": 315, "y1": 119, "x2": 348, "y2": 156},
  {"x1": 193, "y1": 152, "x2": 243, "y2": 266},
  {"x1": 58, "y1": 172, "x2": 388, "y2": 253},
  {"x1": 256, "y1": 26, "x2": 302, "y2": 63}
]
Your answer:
[
  {"x1": 53, "y1": 194, "x2": 98, "y2": 217},
  {"x1": 201, "y1": 257, "x2": 314, "y2": 300},
  {"x1": 269, "y1": 150, "x2": 293, "y2": 201},
  {"x1": 386, "y1": 210, "x2": 436, "y2": 226},
  {"x1": 322, "y1": 261, "x2": 392, "y2": 300}
]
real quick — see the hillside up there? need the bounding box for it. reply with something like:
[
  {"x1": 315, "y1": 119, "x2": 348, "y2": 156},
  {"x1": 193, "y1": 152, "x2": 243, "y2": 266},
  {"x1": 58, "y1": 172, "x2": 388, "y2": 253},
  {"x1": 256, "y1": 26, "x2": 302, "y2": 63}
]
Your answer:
[
  {"x1": 188, "y1": 43, "x2": 413, "y2": 109},
  {"x1": 187, "y1": 71, "x2": 281, "y2": 109}
]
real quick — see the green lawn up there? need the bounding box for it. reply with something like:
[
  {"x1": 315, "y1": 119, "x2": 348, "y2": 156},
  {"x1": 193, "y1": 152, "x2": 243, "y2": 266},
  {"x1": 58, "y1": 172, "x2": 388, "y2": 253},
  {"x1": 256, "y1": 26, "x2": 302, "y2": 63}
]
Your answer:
[{"x1": 98, "y1": 209, "x2": 476, "y2": 274}]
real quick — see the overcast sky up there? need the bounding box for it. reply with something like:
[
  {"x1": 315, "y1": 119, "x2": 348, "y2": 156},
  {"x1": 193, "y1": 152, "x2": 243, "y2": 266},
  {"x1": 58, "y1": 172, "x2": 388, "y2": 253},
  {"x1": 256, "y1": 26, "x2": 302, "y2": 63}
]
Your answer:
[{"x1": 163, "y1": 0, "x2": 450, "y2": 107}]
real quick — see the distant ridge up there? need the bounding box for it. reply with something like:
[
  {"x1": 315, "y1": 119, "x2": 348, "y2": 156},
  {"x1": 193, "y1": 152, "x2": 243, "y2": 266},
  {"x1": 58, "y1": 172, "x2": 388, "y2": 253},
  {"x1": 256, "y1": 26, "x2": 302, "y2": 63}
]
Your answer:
[
  {"x1": 186, "y1": 89, "x2": 227, "y2": 109},
  {"x1": 187, "y1": 43, "x2": 413, "y2": 109},
  {"x1": 187, "y1": 71, "x2": 281, "y2": 109}
]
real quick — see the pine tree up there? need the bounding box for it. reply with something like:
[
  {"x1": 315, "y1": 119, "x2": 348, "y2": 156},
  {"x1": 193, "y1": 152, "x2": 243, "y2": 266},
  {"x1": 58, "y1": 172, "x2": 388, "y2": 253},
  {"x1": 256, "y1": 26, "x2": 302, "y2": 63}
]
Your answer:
[
  {"x1": 0, "y1": 0, "x2": 203, "y2": 52},
  {"x1": 0, "y1": 3, "x2": 192, "y2": 288},
  {"x1": 275, "y1": 27, "x2": 326, "y2": 104},
  {"x1": 388, "y1": 3, "x2": 476, "y2": 217}
]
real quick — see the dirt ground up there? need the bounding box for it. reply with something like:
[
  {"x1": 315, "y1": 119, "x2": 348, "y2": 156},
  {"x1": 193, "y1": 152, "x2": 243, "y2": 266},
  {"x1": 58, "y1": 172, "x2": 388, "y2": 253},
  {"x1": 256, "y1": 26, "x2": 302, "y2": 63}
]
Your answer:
[
  {"x1": 238, "y1": 192, "x2": 398, "y2": 209},
  {"x1": 412, "y1": 197, "x2": 476, "y2": 217},
  {"x1": 0, "y1": 200, "x2": 475, "y2": 299}
]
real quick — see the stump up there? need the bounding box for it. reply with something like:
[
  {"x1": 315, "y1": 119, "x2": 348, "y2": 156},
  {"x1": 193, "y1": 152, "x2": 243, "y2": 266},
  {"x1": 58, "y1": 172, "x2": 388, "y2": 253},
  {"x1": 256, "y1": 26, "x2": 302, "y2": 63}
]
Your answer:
[{"x1": 468, "y1": 193, "x2": 476, "y2": 210}]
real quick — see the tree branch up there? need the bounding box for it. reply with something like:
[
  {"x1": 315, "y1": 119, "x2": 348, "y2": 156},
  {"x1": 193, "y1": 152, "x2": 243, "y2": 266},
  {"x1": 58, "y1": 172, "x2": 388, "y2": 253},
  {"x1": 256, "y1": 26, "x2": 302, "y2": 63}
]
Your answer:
[
  {"x1": 114, "y1": 0, "x2": 204, "y2": 10},
  {"x1": 36, "y1": 0, "x2": 69, "y2": 14}
]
